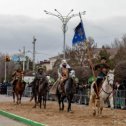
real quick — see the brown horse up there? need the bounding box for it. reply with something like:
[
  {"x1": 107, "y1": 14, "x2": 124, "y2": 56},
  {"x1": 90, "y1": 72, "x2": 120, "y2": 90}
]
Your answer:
[{"x1": 13, "y1": 79, "x2": 26, "y2": 104}]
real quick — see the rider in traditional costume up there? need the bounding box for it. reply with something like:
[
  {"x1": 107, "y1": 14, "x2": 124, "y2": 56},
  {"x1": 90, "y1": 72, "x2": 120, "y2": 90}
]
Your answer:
[
  {"x1": 58, "y1": 59, "x2": 70, "y2": 93},
  {"x1": 11, "y1": 68, "x2": 24, "y2": 92},
  {"x1": 29, "y1": 66, "x2": 47, "y2": 101},
  {"x1": 33, "y1": 66, "x2": 47, "y2": 87},
  {"x1": 93, "y1": 57, "x2": 110, "y2": 97}
]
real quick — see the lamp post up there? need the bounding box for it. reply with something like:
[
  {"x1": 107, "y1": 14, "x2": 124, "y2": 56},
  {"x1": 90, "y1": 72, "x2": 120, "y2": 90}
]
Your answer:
[
  {"x1": 22, "y1": 46, "x2": 25, "y2": 71},
  {"x1": 32, "y1": 36, "x2": 37, "y2": 74},
  {"x1": 4, "y1": 60, "x2": 7, "y2": 83},
  {"x1": 44, "y1": 9, "x2": 86, "y2": 59}
]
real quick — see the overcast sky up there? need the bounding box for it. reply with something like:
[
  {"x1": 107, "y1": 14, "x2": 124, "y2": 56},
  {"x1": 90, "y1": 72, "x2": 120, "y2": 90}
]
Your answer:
[{"x1": 0, "y1": 0, "x2": 126, "y2": 61}]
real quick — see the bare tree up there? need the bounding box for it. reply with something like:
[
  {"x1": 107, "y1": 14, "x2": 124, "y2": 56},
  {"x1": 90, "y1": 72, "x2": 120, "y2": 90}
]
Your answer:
[{"x1": 65, "y1": 37, "x2": 96, "y2": 67}]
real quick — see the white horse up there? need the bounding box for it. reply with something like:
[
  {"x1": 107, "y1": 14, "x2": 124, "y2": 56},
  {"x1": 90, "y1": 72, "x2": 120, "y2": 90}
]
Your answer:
[{"x1": 89, "y1": 70, "x2": 114, "y2": 116}]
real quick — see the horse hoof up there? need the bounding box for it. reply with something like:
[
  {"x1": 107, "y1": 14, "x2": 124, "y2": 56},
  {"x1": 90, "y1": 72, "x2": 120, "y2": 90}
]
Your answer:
[
  {"x1": 93, "y1": 111, "x2": 96, "y2": 116},
  {"x1": 111, "y1": 107, "x2": 114, "y2": 110},
  {"x1": 32, "y1": 106, "x2": 36, "y2": 108},
  {"x1": 99, "y1": 115, "x2": 102, "y2": 118},
  {"x1": 68, "y1": 110, "x2": 73, "y2": 113}
]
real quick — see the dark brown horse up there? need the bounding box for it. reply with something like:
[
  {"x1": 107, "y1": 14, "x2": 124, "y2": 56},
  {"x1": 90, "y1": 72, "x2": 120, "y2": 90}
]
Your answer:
[
  {"x1": 38, "y1": 78, "x2": 48, "y2": 108},
  {"x1": 56, "y1": 69, "x2": 76, "y2": 112},
  {"x1": 29, "y1": 77, "x2": 49, "y2": 109},
  {"x1": 13, "y1": 79, "x2": 26, "y2": 104}
]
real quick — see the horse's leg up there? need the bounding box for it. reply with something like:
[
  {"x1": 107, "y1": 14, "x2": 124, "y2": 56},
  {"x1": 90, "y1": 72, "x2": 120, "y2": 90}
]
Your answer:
[
  {"x1": 89, "y1": 94, "x2": 96, "y2": 116},
  {"x1": 29, "y1": 95, "x2": 34, "y2": 102},
  {"x1": 68, "y1": 94, "x2": 73, "y2": 112},
  {"x1": 12, "y1": 92, "x2": 15, "y2": 103},
  {"x1": 61, "y1": 95, "x2": 65, "y2": 111},
  {"x1": 99, "y1": 99, "x2": 103, "y2": 117},
  {"x1": 43, "y1": 95, "x2": 46, "y2": 109},
  {"x1": 109, "y1": 94, "x2": 114, "y2": 109},
  {"x1": 57, "y1": 94, "x2": 62, "y2": 111},
  {"x1": 39, "y1": 95, "x2": 42, "y2": 109},
  {"x1": 33, "y1": 93, "x2": 37, "y2": 108},
  {"x1": 95, "y1": 98, "x2": 100, "y2": 116},
  {"x1": 19, "y1": 93, "x2": 22, "y2": 104},
  {"x1": 16, "y1": 93, "x2": 19, "y2": 104},
  {"x1": 67, "y1": 95, "x2": 71, "y2": 112}
]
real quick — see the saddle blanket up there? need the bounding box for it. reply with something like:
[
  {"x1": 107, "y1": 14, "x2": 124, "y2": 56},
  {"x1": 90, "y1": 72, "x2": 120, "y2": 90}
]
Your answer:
[{"x1": 49, "y1": 80, "x2": 59, "y2": 95}]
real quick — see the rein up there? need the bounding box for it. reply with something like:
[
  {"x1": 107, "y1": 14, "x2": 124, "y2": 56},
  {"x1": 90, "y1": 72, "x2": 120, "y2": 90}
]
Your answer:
[{"x1": 100, "y1": 75, "x2": 113, "y2": 96}]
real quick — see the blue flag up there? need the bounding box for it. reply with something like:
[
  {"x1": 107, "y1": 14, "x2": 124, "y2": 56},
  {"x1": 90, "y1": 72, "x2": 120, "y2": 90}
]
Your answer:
[{"x1": 72, "y1": 20, "x2": 86, "y2": 45}]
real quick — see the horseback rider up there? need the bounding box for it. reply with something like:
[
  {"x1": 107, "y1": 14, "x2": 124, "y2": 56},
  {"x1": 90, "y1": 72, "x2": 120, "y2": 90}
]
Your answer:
[
  {"x1": 95, "y1": 57, "x2": 110, "y2": 80},
  {"x1": 34, "y1": 66, "x2": 47, "y2": 85},
  {"x1": 94, "y1": 56, "x2": 110, "y2": 97},
  {"x1": 29, "y1": 66, "x2": 47, "y2": 102},
  {"x1": 11, "y1": 67, "x2": 24, "y2": 92},
  {"x1": 58, "y1": 59, "x2": 70, "y2": 93}
]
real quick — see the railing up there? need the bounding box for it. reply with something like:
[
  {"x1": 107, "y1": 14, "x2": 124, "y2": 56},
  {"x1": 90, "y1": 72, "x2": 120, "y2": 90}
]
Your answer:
[
  {"x1": 114, "y1": 90, "x2": 126, "y2": 109},
  {"x1": 6, "y1": 86, "x2": 126, "y2": 109},
  {"x1": 7, "y1": 86, "x2": 32, "y2": 97}
]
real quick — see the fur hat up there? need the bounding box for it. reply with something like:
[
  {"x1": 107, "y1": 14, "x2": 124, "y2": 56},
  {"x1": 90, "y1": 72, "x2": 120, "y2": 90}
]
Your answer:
[{"x1": 62, "y1": 59, "x2": 67, "y2": 64}]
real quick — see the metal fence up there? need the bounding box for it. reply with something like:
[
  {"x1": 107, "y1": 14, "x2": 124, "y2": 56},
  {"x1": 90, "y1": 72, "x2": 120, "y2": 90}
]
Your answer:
[
  {"x1": 7, "y1": 86, "x2": 32, "y2": 97},
  {"x1": 6, "y1": 86, "x2": 126, "y2": 109},
  {"x1": 114, "y1": 90, "x2": 126, "y2": 109}
]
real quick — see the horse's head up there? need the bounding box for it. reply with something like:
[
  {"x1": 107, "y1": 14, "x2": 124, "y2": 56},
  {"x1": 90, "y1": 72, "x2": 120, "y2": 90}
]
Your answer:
[
  {"x1": 106, "y1": 69, "x2": 114, "y2": 86},
  {"x1": 69, "y1": 69, "x2": 75, "y2": 79}
]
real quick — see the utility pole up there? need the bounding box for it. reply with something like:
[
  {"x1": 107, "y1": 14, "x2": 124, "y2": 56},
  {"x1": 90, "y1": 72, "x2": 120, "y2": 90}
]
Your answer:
[
  {"x1": 4, "y1": 60, "x2": 7, "y2": 83},
  {"x1": 4, "y1": 55, "x2": 10, "y2": 83},
  {"x1": 44, "y1": 9, "x2": 86, "y2": 59},
  {"x1": 23, "y1": 46, "x2": 25, "y2": 71},
  {"x1": 32, "y1": 36, "x2": 37, "y2": 74},
  {"x1": 26, "y1": 57, "x2": 30, "y2": 71}
]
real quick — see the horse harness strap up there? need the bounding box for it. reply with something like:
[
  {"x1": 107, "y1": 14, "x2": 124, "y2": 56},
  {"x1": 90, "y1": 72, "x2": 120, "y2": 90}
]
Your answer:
[{"x1": 99, "y1": 76, "x2": 114, "y2": 101}]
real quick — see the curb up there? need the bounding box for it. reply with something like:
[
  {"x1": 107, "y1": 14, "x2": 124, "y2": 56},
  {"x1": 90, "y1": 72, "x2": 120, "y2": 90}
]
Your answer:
[{"x1": 0, "y1": 110, "x2": 46, "y2": 126}]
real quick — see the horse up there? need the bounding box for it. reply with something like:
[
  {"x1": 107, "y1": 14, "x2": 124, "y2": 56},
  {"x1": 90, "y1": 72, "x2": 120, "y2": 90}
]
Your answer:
[
  {"x1": 13, "y1": 79, "x2": 26, "y2": 104},
  {"x1": 29, "y1": 76, "x2": 49, "y2": 109},
  {"x1": 89, "y1": 70, "x2": 114, "y2": 116},
  {"x1": 56, "y1": 69, "x2": 76, "y2": 112},
  {"x1": 38, "y1": 77, "x2": 49, "y2": 109}
]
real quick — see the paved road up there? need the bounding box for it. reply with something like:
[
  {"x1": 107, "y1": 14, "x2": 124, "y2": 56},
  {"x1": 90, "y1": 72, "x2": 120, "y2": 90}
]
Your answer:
[
  {"x1": 0, "y1": 95, "x2": 29, "y2": 126},
  {"x1": 0, "y1": 115, "x2": 27, "y2": 126}
]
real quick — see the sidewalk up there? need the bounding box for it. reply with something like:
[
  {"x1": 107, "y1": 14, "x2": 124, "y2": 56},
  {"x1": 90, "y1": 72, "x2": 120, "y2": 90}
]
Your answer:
[
  {"x1": 0, "y1": 95, "x2": 29, "y2": 126},
  {"x1": 0, "y1": 115, "x2": 26, "y2": 126}
]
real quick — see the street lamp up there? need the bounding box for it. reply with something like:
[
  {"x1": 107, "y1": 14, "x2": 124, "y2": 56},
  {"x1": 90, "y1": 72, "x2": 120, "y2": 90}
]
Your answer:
[
  {"x1": 32, "y1": 36, "x2": 37, "y2": 74},
  {"x1": 44, "y1": 9, "x2": 86, "y2": 59}
]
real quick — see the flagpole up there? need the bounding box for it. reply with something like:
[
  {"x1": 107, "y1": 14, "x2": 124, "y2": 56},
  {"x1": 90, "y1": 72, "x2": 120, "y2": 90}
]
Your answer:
[
  {"x1": 86, "y1": 41, "x2": 96, "y2": 78},
  {"x1": 79, "y1": 12, "x2": 82, "y2": 21},
  {"x1": 78, "y1": 13, "x2": 99, "y2": 97},
  {"x1": 78, "y1": 12, "x2": 96, "y2": 78}
]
